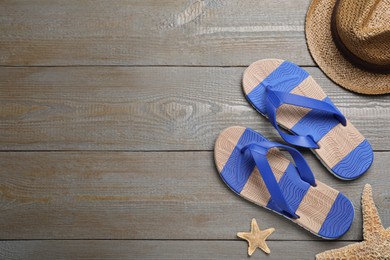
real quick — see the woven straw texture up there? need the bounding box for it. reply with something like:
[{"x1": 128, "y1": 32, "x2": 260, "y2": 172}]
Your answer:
[
  {"x1": 336, "y1": 0, "x2": 390, "y2": 65},
  {"x1": 305, "y1": 0, "x2": 390, "y2": 95}
]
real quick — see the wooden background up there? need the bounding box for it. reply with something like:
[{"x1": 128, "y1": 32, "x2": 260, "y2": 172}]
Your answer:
[{"x1": 0, "y1": 0, "x2": 389, "y2": 259}]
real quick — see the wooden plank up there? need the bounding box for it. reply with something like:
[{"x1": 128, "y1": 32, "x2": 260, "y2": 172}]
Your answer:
[
  {"x1": 1, "y1": 66, "x2": 389, "y2": 151},
  {"x1": 0, "y1": 0, "x2": 313, "y2": 66},
  {"x1": 0, "y1": 151, "x2": 388, "y2": 240},
  {"x1": 0, "y1": 240, "x2": 351, "y2": 260}
]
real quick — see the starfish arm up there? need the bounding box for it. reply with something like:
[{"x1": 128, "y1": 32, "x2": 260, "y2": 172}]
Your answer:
[
  {"x1": 236, "y1": 232, "x2": 245, "y2": 239},
  {"x1": 263, "y1": 228, "x2": 275, "y2": 239},
  {"x1": 248, "y1": 243, "x2": 257, "y2": 256},
  {"x1": 237, "y1": 231, "x2": 255, "y2": 255},
  {"x1": 362, "y1": 184, "x2": 385, "y2": 240},
  {"x1": 258, "y1": 241, "x2": 271, "y2": 254},
  {"x1": 237, "y1": 232, "x2": 251, "y2": 241},
  {"x1": 316, "y1": 241, "x2": 367, "y2": 259},
  {"x1": 251, "y1": 218, "x2": 260, "y2": 233}
]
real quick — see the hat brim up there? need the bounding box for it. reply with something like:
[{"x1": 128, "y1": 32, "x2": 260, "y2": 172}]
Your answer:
[{"x1": 305, "y1": 0, "x2": 390, "y2": 95}]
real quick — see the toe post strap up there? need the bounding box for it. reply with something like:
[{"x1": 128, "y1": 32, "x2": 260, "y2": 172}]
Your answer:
[
  {"x1": 238, "y1": 141, "x2": 317, "y2": 219},
  {"x1": 265, "y1": 86, "x2": 347, "y2": 149}
]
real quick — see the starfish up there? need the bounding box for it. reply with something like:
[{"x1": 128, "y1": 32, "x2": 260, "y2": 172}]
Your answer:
[
  {"x1": 316, "y1": 184, "x2": 390, "y2": 259},
  {"x1": 237, "y1": 218, "x2": 275, "y2": 255}
]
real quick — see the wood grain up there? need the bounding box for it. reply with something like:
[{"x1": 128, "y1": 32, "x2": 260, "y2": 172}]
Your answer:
[
  {"x1": 0, "y1": 151, "x2": 388, "y2": 240},
  {"x1": 2, "y1": 1, "x2": 389, "y2": 259},
  {"x1": 0, "y1": 66, "x2": 389, "y2": 151},
  {"x1": 0, "y1": 240, "x2": 351, "y2": 260},
  {"x1": 0, "y1": 0, "x2": 313, "y2": 66}
]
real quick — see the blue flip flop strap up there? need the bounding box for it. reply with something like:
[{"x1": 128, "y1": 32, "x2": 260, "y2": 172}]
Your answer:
[
  {"x1": 240, "y1": 141, "x2": 317, "y2": 219},
  {"x1": 265, "y1": 88, "x2": 347, "y2": 149}
]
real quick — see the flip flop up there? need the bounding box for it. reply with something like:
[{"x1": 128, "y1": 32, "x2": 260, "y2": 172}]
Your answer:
[
  {"x1": 214, "y1": 126, "x2": 354, "y2": 239},
  {"x1": 242, "y1": 59, "x2": 373, "y2": 180}
]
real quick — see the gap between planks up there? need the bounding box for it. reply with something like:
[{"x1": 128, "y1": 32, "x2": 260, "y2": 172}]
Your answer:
[
  {"x1": 1, "y1": 66, "x2": 388, "y2": 151},
  {"x1": 0, "y1": 240, "x2": 353, "y2": 260},
  {"x1": 0, "y1": 151, "x2": 389, "y2": 240}
]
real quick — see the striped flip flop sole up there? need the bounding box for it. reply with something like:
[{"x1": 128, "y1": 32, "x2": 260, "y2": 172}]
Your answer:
[
  {"x1": 215, "y1": 126, "x2": 354, "y2": 239},
  {"x1": 242, "y1": 59, "x2": 373, "y2": 180}
]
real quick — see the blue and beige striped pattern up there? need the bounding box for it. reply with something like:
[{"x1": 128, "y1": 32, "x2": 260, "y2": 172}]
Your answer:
[
  {"x1": 214, "y1": 127, "x2": 354, "y2": 239},
  {"x1": 242, "y1": 59, "x2": 373, "y2": 179}
]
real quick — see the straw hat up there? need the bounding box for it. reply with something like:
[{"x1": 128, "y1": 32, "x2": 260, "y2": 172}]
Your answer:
[{"x1": 305, "y1": 0, "x2": 390, "y2": 95}]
